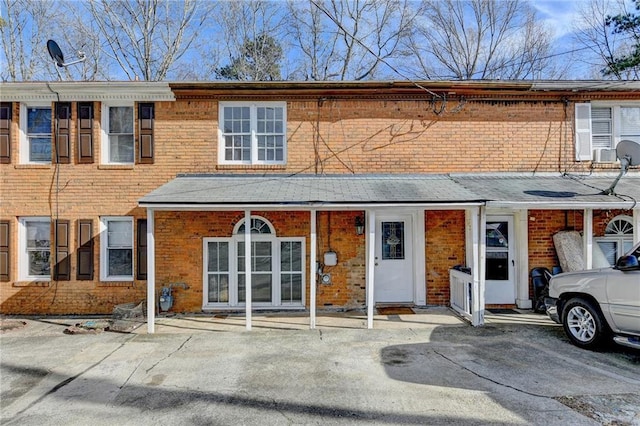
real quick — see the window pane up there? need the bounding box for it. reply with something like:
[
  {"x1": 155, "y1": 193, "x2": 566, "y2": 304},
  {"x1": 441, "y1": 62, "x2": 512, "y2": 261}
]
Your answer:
[
  {"x1": 108, "y1": 248, "x2": 132, "y2": 276},
  {"x1": 27, "y1": 108, "x2": 52, "y2": 133},
  {"x1": 208, "y1": 241, "x2": 229, "y2": 272},
  {"x1": 26, "y1": 221, "x2": 50, "y2": 248},
  {"x1": 597, "y1": 241, "x2": 617, "y2": 266},
  {"x1": 28, "y1": 250, "x2": 50, "y2": 276},
  {"x1": 237, "y1": 274, "x2": 272, "y2": 303},
  {"x1": 29, "y1": 137, "x2": 51, "y2": 162},
  {"x1": 208, "y1": 274, "x2": 229, "y2": 303},
  {"x1": 486, "y1": 252, "x2": 509, "y2": 280},
  {"x1": 109, "y1": 135, "x2": 134, "y2": 163},
  {"x1": 109, "y1": 107, "x2": 133, "y2": 133},
  {"x1": 382, "y1": 222, "x2": 405, "y2": 260},
  {"x1": 108, "y1": 221, "x2": 132, "y2": 247},
  {"x1": 621, "y1": 107, "x2": 640, "y2": 135}
]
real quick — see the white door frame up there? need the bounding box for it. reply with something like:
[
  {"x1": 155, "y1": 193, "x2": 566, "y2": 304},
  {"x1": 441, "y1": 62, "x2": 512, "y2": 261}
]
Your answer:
[
  {"x1": 485, "y1": 214, "x2": 516, "y2": 304},
  {"x1": 371, "y1": 209, "x2": 425, "y2": 305}
]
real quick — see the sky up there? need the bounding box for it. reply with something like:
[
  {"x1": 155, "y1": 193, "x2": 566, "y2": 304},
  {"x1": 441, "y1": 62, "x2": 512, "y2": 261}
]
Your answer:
[{"x1": 531, "y1": 0, "x2": 588, "y2": 39}]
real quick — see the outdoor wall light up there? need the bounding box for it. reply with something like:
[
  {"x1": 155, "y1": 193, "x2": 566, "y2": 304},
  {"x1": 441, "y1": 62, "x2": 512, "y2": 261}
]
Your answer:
[{"x1": 355, "y1": 215, "x2": 365, "y2": 235}]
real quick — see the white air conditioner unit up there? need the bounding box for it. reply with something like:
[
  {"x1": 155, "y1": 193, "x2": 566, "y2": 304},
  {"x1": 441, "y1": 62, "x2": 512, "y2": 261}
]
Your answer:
[{"x1": 593, "y1": 148, "x2": 617, "y2": 163}]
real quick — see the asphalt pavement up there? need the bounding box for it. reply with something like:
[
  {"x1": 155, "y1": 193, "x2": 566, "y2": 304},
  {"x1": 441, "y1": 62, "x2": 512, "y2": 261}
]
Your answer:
[{"x1": 1, "y1": 308, "x2": 639, "y2": 425}]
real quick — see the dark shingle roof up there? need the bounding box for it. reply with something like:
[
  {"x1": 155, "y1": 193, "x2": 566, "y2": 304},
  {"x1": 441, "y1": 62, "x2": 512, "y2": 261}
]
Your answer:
[{"x1": 139, "y1": 173, "x2": 640, "y2": 209}]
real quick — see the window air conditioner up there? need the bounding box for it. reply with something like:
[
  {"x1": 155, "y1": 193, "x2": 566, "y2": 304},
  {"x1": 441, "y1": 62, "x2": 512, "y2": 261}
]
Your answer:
[{"x1": 593, "y1": 148, "x2": 617, "y2": 163}]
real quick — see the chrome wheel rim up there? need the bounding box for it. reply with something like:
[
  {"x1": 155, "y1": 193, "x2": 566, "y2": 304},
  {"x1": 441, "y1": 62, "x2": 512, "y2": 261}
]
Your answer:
[{"x1": 566, "y1": 306, "x2": 596, "y2": 342}]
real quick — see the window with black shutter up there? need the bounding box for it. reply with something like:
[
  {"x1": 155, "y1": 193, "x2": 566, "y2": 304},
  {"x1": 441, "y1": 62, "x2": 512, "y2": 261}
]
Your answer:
[
  {"x1": 54, "y1": 103, "x2": 71, "y2": 164},
  {"x1": 137, "y1": 219, "x2": 147, "y2": 280},
  {"x1": 77, "y1": 102, "x2": 94, "y2": 163},
  {"x1": 54, "y1": 220, "x2": 70, "y2": 280},
  {"x1": 0, "y1": 220, "x2": 10, "y2": 281}
]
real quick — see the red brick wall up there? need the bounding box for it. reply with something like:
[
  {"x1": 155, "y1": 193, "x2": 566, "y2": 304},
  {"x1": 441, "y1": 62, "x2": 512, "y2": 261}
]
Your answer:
[
  {"x1": 425, "y1": 210, "x2": 466, "y2": 305},
  {"x1": 0, "y1": 93, "x2": 623, "y2": 314}
]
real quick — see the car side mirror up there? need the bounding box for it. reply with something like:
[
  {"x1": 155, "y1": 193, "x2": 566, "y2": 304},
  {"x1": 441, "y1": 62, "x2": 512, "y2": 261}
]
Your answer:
[{"x1": 615, "y1": 255, "x2": 640, "y2": 271}]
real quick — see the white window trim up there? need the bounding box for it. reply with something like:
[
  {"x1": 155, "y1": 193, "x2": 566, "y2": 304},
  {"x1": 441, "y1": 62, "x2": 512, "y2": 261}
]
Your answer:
[
  {"x1": 100, "y1": 101, "x2": 135, "y2": 165},
  {"x1": 218, "y1": 101, "x2": 287, "y2": 165},
  {"x1": 19, "y1": 102, "x2": 52, "y2": 164},
  {"x1": 595, "y1": 215, "x2": 634, "y2": 266},
  {"x1": 100, "y1": 216, "x2": 134, "y2": 281},
  {"x1": 202, "y1": 218, "x2": 305, "y2": 310},
  {"x1": 18, "y1": 217, "x2": 51, "y2": 281}
]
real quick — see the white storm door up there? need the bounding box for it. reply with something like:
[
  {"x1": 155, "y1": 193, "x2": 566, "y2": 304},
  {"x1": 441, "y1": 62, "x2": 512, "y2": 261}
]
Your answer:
[
  {"x1": 374, "y1": 215, "x2": 414, "y2": 303},
  {"x1": 485, "y1": 216, "x2": 516, "y2": 304}
]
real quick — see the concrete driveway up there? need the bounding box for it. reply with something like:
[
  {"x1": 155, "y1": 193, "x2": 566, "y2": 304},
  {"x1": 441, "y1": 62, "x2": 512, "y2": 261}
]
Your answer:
[{"x1": 1, "y1": 308, "x2": 639, "y2": 425}]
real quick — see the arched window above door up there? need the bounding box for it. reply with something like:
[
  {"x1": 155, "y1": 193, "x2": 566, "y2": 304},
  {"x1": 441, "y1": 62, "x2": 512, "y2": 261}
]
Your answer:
[{"x1": 234, "y1": 216, "x2": 274, "y2": 235}]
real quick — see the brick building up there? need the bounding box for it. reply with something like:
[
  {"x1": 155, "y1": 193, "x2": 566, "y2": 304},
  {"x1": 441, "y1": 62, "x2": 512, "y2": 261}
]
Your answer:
[{"x1": 1, "y1": 80, "x2": 639, "y2": 330}]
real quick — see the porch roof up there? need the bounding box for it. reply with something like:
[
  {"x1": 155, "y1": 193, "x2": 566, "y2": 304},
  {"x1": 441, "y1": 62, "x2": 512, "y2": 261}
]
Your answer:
[
  {"x1": 138, "y1": 174, "x2": 483, "y2": 208},
  {"x1": 138, "y1": 173, "x2": 640, "y2": 210},
  {"x1": 452, "y1": 173, "x2": 640, "y2": 209}
]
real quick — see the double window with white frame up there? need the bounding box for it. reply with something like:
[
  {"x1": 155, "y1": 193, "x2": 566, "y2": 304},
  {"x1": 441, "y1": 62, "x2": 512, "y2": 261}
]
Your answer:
[
  {"x1": 18, "y1": 217, "x2": 51, "y2": 280},
  {"x1": 101, "y1": 103, "x2": 135, "y2": 164},
  {"x1": 100, "y1": 217, "x2": 133, "y2": 281},
  {"x1": 20, "y1": 103, "x2": 52, "y2": 164},
  {"x1": 203, "y1": 217, "x2": 304, "y2": 309},
  {"x1": 218, "y1": 102, "x2": 286, "y2": 165}
]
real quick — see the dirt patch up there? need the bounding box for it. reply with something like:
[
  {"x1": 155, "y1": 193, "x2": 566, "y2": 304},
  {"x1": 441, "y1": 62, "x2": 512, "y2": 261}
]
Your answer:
[
  {"x1": 0, "y1": 320, "x2": 27, "y2": 333},
  {"x1": 556, "y1": 393, "x2": 640, "y2": 425}
]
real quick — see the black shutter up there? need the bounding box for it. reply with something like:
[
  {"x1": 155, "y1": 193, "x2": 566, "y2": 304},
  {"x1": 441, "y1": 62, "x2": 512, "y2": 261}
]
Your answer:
[
  {"x1": 55, "y1": 102, "x2": 71, "y2": 164},
  {"x1": 137, "y1": 220, "x2": 147, "y2": 280},
  {"x1": 0, "y1": 102, "x2": 11, "y2": 164},
  {"x1": 138, "y1": 103, "x2": 154, "y2": 164},
  {"x1": 77, "y1": 102, "x2": 94, "y2": 163},
  {"x1": 54, "y1": 220, "x2": 70, "y2": 280},
  {"x1": 77, "y1": 220, "x2": 94, "y2": 280},
  {"x1": 0, "y1": 220, "x2": 9, "y2": 281}
]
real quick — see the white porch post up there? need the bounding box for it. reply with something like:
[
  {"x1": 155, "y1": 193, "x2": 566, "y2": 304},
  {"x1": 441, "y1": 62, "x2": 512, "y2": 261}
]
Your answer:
[
  {"x1": 244, "y1": 209, "x2": 252, "y2": 331},
  {"x1": 146, "y1": 208, "x2": 156, "y2": 334},
  {"x1": 634, "y1": 209, "x2": 640, "y2": 244},
  {"x1": 366, "y1": 210, "x2": 376, "y2": 329},
  {"x1": 515, "y1": 210, "x2": 531, "y2": 309},
  {"x1": 584, "y1": 209, "x2": 593, "y2": 269},
  {"x1": 471, "y1": 206, "x2": 486, "y2": 326},
  {"x1": 310, "y1": 209, "x2": 317, "y2": 329}
]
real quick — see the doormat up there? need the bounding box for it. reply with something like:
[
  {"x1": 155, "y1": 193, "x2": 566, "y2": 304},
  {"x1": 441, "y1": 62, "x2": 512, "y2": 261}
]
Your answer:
[
  {"x1": 377, "y1": 307, "x2": 414, "y2": 315},
  {"x1": 487, "y1": 309, "x2": 520, "y2": 315}
]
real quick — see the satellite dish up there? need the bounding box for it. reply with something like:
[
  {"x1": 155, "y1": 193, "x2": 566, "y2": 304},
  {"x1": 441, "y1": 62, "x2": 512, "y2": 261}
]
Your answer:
[
  {"x1": 47, "y1": 40, "x2": 65, "y2": 67},
  {"x1": 46, "y1": 39, "x2": 86, "y2": 68},
  {"x1": 601, "y1": 140, "x2": 640, "y2": 195}
]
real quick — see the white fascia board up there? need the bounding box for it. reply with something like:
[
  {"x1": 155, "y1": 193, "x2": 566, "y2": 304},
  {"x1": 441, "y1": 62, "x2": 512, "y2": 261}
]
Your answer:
[
  {"x1": 487, "y1": 201, "x2": 635, "y2": 210},
  {"x1": 0, "y1": 82, "x2": 175, "y2": 102},
  {"x1": 137, "y1": 202, "x2": 485, "y2": 211}
]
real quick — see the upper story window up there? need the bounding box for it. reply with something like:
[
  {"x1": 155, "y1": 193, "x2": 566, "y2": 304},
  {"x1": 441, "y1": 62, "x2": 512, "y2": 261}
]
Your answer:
[
  {"x1": 576, "y1": 103, "x2": 640, "y2": 162},
  {"x1": 20, "y1": 103, "x2": 51, "y2": 164},
  {"x1": 102, "y1": 103, "x2": 134, "y2": 164},
  {"x1": 218, "y1": 102, "x2": 286, "y2": 165}
]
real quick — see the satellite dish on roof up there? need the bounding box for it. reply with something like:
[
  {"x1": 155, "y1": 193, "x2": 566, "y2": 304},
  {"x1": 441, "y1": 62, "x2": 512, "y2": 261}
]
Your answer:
[
  {"x1": 46, "y1": 39, "x2": 86, "y2": 68},
  {"x1": 601, "y1": 140, "x2": 640, "y2": 195}
]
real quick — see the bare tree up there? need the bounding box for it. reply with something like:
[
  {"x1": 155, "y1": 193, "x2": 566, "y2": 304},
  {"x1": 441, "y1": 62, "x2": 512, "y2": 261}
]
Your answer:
[
  {"x1": 0, "y1": 0, "x2": 58, "y2": 81},
  {"x1": 84, "y1": 0, "x2": 211, "y2": 81},
  {"x1": 403, "y1": 0, "x2": 557, "y2": 80},
  {"x1": 213, "y1": 0, "x2": 287, "y2": 81},
  {"x1": 573, "y1": 0, "x2": 639, "y2": 80},
  {"x1": 286, "y1": 0, "x2": 417, "y2": 81}
]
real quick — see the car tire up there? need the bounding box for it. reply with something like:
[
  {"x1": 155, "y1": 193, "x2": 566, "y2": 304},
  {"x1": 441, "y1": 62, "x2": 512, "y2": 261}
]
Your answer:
[{"x1": 562, "y1": 297, "x2": 610, "y2": 350}]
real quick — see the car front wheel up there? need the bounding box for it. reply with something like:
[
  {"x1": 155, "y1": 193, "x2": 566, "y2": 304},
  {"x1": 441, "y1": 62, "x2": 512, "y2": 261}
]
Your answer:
[{"x1": 562, "y1": 297, "x2": 610, "y2": 350}]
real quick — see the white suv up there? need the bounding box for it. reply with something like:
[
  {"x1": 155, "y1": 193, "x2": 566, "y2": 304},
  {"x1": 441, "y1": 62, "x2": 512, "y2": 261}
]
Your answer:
[{"x1": 545, "y1": 242, "x2": 640, "y2": 350}]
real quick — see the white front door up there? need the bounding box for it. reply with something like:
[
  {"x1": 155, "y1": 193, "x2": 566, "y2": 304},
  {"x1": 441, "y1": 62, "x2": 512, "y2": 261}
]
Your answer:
[
  {"x1": 485, "y1": 216, "x2": 516, "y2": 304},
  {"x1": 374, "y1": 215, "x2": 414, "y2": 303}
]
